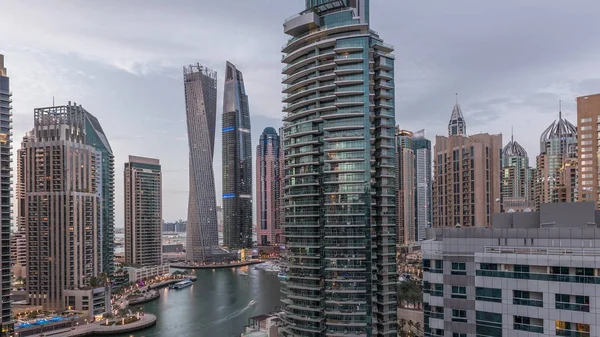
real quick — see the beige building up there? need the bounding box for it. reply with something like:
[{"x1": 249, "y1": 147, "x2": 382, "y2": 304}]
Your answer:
[
  {"x1": 124, "y1": 156, "x2": 162, "y2": 267},
  {"x1": 396, "y1": 129, "x2": 416, "y2": 244},
  {"x1": 577, "y1": 93, "x2": 600, "y2": 207},
  {"x1": 558, "y1": 158, "x2": 578, "y2": 203},
  {"x1": 433, "y1": 103, "x2": 502, "y2": 227}
]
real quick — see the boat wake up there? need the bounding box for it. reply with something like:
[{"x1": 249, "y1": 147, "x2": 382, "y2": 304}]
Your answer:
[{"x1": 202, "y1": 299, "x2": 257, "y2": 328}]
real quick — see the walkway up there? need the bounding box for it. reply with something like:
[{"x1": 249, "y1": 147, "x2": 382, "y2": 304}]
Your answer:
[
  {"x1": 170, "y1": 260, "x2": 264, "y2": 269},
  {"x1": 26, "y1": 314, "x2": 157, "y2": 337}
]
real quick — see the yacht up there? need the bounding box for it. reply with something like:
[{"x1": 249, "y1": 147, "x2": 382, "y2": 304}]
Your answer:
[
  {"x1": 171, "y1": 279, "x2": 193, "y2": 290},
  {"x1": 277, "y1": 273, "x2": 290, "y2": 281},
  {"x1": 239, "y1": 271, "x2": 248, "y2": 276}
]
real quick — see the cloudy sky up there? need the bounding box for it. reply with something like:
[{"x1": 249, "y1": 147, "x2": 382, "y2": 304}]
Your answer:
[{"x1": 1, "y1": 0, "x2": 600, "y2": 226}]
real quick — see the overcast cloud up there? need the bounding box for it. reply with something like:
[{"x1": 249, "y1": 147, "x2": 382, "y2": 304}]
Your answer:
[{"x1": 1, "y1": 0, "x2": 600, "y2": 226}]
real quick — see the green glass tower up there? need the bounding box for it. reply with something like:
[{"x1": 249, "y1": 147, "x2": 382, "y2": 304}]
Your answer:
[{"x1": 281, "y1": 1, "x2": 397, "y2": 335}]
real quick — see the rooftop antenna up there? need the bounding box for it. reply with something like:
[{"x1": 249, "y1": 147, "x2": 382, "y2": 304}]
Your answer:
[
  {"x1": 455, "y1": 93, "x2": 458, "y2": 104},
  {"x1": 52, "y1": 96, "x2": 55, "y2": 107},
  {"x1": 511, "y1": 126, "x2": 514, "y2": 143},
  {"x1": 559, "y1": 100, "x2": 562, "y2": 120}
]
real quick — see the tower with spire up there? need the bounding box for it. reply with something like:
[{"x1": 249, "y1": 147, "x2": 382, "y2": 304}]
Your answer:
[
  {"x1": 502, "y1": 127, "x2": 535, "y2": 212},
  {"x1": 448, "y1": 93, "x2": 467, "y2": 136}
]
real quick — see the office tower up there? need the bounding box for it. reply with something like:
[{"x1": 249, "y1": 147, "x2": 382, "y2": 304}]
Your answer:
[
  {"x1": 256, "y1": 127, "x2": 282, "y2": 246},
  {"x1": 281, "y1": 1, "x2": 398, "y2": 335},
  {"x1": 85, "y1": 107, "x2": 115, "y2": 276},
  {"x1": 124, "y1": 156, "x2": 162, "y2": 267},
  {"x1": 423, "y1": 202, "x2": 600, "y2": 337},
  {"x1": 535, "y1": 108, "x2": 577, "y2": 209},
  {"x1": 577, "y1": 93, "x2": 600, "y2": 207},
  {"x1": 433, "y1": 104, "x2": 502, "y2": 227},
  {"x1": 23, "y1": 103, "x2": 101, "y2": 310},
  {"x1": 448, "y1": 97, "x2": 466, "y2": 136},
  {"x1": 558, "y1": 158, "x2": 578, "y2": 203},
  {"x1": 222, "y1": 62, "x2": 253, "y2": 249},
  {"x1": 183, "y1": 63, "x2": 219, "y2": 262},
  {"x1": 501, "y1": 131, "x2": 535, "y2": 212},
  {"x1": 0, "y1": 55, "x2": 12, "y2": 335},
  {"x1": 413, "y1": 130, "x2": 432, "y2": 241},
  {"x1": 396, "y1": 129, "x2": 415, "y2": 245}
]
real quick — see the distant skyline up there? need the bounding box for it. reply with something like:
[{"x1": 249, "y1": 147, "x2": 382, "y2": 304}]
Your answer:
[{"x1": 2, "y1": 0, "x2": 600, "y2": 225}]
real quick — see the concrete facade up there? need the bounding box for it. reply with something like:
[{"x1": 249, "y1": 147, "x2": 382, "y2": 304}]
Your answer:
[
  {"x1": 423, "y1": 202, "x2": 600, "y2": 337},
  {"x1": 256, "y1": 127, "x2": 282, "y2": 246},
  {"x1": 577, "y1": 93, "x2": 600, "y2": 208}
]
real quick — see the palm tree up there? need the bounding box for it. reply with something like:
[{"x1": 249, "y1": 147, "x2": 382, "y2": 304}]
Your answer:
[
  {"x1": 399, "y1": 318, "x2": 407, "y2": 336},
  {"x1": 408, "y1": 320, "x2": 414, "y2": 336},
  {"x1": 414, "y1": 322, "x2": 422, "y2": 336}
]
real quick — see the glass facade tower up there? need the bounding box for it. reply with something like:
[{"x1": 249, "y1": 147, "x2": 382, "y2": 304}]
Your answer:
[
  {"x1": 184, "y1": 64, "x2": 219, "y2": 262},
  {"x1": 222, "y1": 62, "x2": 253, "y2": 249},
  {"x1": 281, "y1": 1, "x2": 397, "y2": 335},
  {"x1": 256, "y1": 127, "x2": 283, "y2": 246},
  {"x1": 0, "y1": 55, "x2": 13, "y2": 336}
]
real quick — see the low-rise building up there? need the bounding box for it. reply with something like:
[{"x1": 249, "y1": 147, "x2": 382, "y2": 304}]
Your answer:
[
  {"x1": 240, "y1": 313, "x2": 281, "y2": 337},
  {"x1": 63, "y1": 286, "x2": 110, "y2": 321},
  {"x1": 124, "y1": 265, "x2": 170, "y2": 283},
  {"x1": 423, "y1": 202, "x2": 600, "y2": 337}
]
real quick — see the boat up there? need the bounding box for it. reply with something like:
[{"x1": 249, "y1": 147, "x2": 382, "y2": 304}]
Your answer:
[
  {"x1": 248, "y1": 300, "x2": 257, "y2": 306},
  {"x1": 171, "y1": 279, "x2": 193, "y2": 290},
  {"x1": 239, "y1": 271, "x2": 248, "y2": 276},
  {"x1": 277, "y1": 273, "x2": 290, "y2": 281}
]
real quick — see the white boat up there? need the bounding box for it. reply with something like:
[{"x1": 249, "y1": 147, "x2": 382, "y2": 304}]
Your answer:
[
  {"x1": 239, "y1": 271, "x2": 248, "y2": 276},
  {"x1": 249, "y1": 300, "x2": 257, "y2": 306},
  {"x1": 171, "y1": 279, "x2": 193, "y2": 289},
  {"x1": 277, "y1": 273, "x2": 290, "y2": 281}
]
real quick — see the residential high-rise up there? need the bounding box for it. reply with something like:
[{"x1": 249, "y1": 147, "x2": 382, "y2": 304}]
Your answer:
[
  {"x1": 501, "y1": 131, "x2": 535, "y2": 212},
  {"x1": 124, "y1": 156, "x2": 162, "y2": 267},
  {"x1": 183, "y1": 64, "x2": 219, "y2": 262},
  {"x1": 433, "y1": 104, "x2": 502, "y2": 227},
  {"x1": 281, "y1": 1, "x2": 398, "y2": 335},
  {"x1": 0, "y1": 55, "x2": 13, "y2": 335},
  {"x1": 423, "y1": 202, "x2": 600, "y2": 337},
  {"x1": 23, "y1": 103, "x2": 102, "y2": 310},
  {"x1": 413, "y1": 130, "x2": 432, "y2": 241},
  {"x1": 396, "y1": 129, "x2": 415, "y2": 245},
  {"x1": 256, "y1": 127, "x2": 282, "y2": 246},
  {"x1": 222, "y1": 62, "x2": 253, "y2": 249},
  {"x1": 448, "y1": 97, "x2": 466, "y2": 136},
  {"x1": 85, "y1": 107, "x2": 115, "y2": 276},
  {"x1": 535, "y1": 108, "x2": 577, "y2": 209},
  {"x1": 577, "y1": 93, "x2": 600, "y2": 207}
]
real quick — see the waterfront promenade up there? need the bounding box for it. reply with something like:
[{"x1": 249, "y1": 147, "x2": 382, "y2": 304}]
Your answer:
[
  {"x1": 25, "y1": 314, "x2": 157, "y2": 337},
  {"x1": 170, "y1": 259, "x2": 264, "y2": 269}
]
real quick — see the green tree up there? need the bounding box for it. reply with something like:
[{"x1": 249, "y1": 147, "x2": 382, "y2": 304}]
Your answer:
[{"x1": 399, "y1": 318, "x2": 407, "y2": 337}]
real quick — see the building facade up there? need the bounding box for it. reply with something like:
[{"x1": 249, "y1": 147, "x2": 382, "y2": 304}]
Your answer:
[
  {"x1": 22, "y1": 103, "x2": 102, "y2": 311},
  {"x1": 256, "y1": 127, "x2": 282, "y2": 246},
  {"x1": 396, "y1": 129, "x2": 415, "y2": 245},
  {"x1": 423, "y1": 202, "x2": 600, "y2": 337},
  {"x1": 413, "y1": 130, "x2": 432, "y2": 241},
  {"x1": 280, "y1": 1, "x2": 398, "y2": 335},
  {"x1": 501, "y1": 132, "x2": 535, "y2": 212},
  {"x1": 448, "y1": 100, "x2": 466, "y2": 136},
  {"x1": 535, "y1": 110, "x2": 577, "y2": 209},
  {"x1": 577, "y1": 93, "x2": 600, "y2": 207},
  {"x1": 0, "y1": 55, "x2": 12, "y2": 335},
  {"x1": 433, "y1": 121, "x2": 502, "y2": 228},
  {"x1": 124, "y1": 156, "x2": 162, "y2": 267},
  {"x1": 222, "y1": 62, "x2": 253, "y2": 249},
  {"x1": 183, "y1": 63, "x2": 219, "y2": 262}
]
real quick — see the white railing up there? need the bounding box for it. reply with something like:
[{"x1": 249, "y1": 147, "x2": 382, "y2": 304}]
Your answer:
[{"x1": 484, "y1": 246, "x2": 600, "y2": 257}]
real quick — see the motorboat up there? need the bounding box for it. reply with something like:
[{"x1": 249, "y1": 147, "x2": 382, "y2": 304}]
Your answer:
[
  {"x1": 239, "y1": 271, "x2": 248, "y2": 276},
  {"x1": 249, "y1": 300, "x2": 257, "y2": 306},
  {"x1": 171, "y1": 279, "x2": 193, "y2": 290},
  {"x1": 277, "y1": 273, "x2": 290, "y2": 281}
]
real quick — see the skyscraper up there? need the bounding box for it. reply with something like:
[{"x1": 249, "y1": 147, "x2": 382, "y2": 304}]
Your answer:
[
  {"x1": 23, "y1": 103, "x2": 101, "y2": 310},
  {"x1": 222, "y1": 62, "x2": 252, "y2": 249},
  {"x1": 85, "y1": 108, "x2": 115, "y2": 277},
  {"x1": 281, "y1": 1, "x2": 398, "y2": 335},
  {"x1": 0, "y1": 54, "x2": 13, "y2": 335},
  {"x1": 448, "y1": 97, "x2": 466, "y2": 136},
  {"x1": 577, "y1": 93, "x2": 600, "y2": 207},
  {"x1": 433, "y1": 103, "x2": 502, "y2": 227},
  {"x1": 412, "y1": 130, "x2": 432, "y2": 241},
  {"x1": 501, "y1": 131, "x2": 535, "y2": 212},
  {"x1": 535, "y1": 108, "x2": 577, "y2": 209},
  {"x1": 124, "y1": 156, "x2": 162, "y2": 267},
  {"x1": 183, "y1": 64, "x2": 219, "y2": 262},
  {"x1": 256, "y1": 127, "x2": 282, "y2": 246},
  {"x1": 395, "y1": 129, "x2": 415, "y2": 245}
]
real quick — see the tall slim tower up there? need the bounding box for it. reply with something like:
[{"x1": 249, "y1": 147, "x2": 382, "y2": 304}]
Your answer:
[
  {"x1": 183, "y1": 64, "x2": 219, "y2": 262},
  {"x1": 256, "y1": 127, "x2": 282, "y2": 246},
  {"x1": 535, "y1": 108, "x2": 577, "y2": 209},
  {"x1": 501, "y1": 131, "x2": 535, "y2": 211},
  {"x1": 281, "y1": 1, "x2": 398, "y2": 335},
  {"x1": 412, "y1": 129, "x2": 432, "y2": 241},
  {"x1": 23, "y1": 103, "x2": 101, "y2": 310},
  {"x1": 222, "y1": 62, "x2": 252, "y2": 249},
  {"x1": 0, "y1": 54, "x2": 13, "y2": 335},
  {"x1": 395, "y1": 129, "x2": 415, "y2": 245},
  {"x1": 448, "y1": 96, "x2": 466, "y2": 136},
  {"x1": 577, "y1": 93, "x2": 600, "y2": 207},
  {"x1": 124, "y1": 156, "x2": 162, "y2": 267}
]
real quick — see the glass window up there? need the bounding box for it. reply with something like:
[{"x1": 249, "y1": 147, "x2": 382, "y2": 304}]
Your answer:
[
  {"x1": 451, "y1": 262, "x2": 467, "y2": 275},
  {"x1": 480, "y1": 263, "x2": 498, "y2": 270},
  {"x1": 451, "y1": 309, "x2": 467, "y2": 322},
  {"x1": 451, "y1": 286, "x2": 467, "y2": 299},
  {"x1": 476, "y1": 287, "x2": 502, "y2": 303},
  {"x1": 581, "y1": 125, "x2": 592, "y2": 131}
]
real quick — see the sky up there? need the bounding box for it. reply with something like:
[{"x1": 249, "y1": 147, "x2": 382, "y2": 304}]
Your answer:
[{"x1": 1, "y1": 0, "x2": 600, "y2": 227}]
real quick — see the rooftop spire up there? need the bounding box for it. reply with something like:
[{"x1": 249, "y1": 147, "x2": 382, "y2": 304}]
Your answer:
[
  {"x1": 511, "y1": 126, "x2": 514, "y2": 143},
  {"x1": 448, "y1": 93, "x2": 467, "y2": 136},
  {"x1": 559, "y1": 100, "x2": 562, "y2": 120}
]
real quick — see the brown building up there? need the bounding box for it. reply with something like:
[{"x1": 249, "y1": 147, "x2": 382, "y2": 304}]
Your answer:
[
  {"x1": 395, "y1": 129, "x2": 415, "y2": 244},
  {"x1": 577, "y1": 93, "x2": 600, "y2": 207},
  {"x1": 558, "y1": 158, "x2": 578, "y2": 203},
  {"x1": 433, "y1": 129, "x2": 502, "y2": 227}
]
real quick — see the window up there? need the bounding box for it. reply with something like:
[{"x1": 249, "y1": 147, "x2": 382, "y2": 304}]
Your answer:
[
  {"x1": 581, "y1": 153, "x2": 592, "y2": 158},
  {"x1": 451, "y1": 286, "x2": 467, "y2": 299},
  {"x1": 581, "y1": 160, "x2": 592, "y2": 165},
  {"x1": 514, "y1": 265, "x2": 529, "y2": 273},
  {"x1": 582, "y1": 147, "x2": 592, "y2": 152},
  {"x1": 582, "y1": 174, "x2": 593, "y2": 178},
  {"x1": 513, "y1": 290, "x2": 543, "y2": 307},
  {"x1": 581, "y1": 133, "x2": 592, "y2": 139},
  {"x1": 581, "y1": 140, "x2": 592, "y2": 145},
  {"x1": 514, "y1": 316, "x2": 543, "y2": 333},
  {"x1": 551, "y1": 266, "x2": 569, "y2": 275},
  {"x1": 555, "y1": 321, "x2": 590, "y2": 337},
  {"x1": 476, "y1": 287, "x2": 502, "y2": 303},
  {"x1": 583, "y1": 180, "x2": 593, "y2": 185},
  {"x1": 451, "y1": 262, "x2": 467, "y2": 275},
  {"x1": 581, "y1": 117, "x2": 592, "y2": 123},
  {"x1": 556, "y1": 294, "x2": 590, "y2": 312},
  {"x1": 476, "y1": 311, "x2": 502, "y2": 337},
  {"x1": 480, "y1": 263, "x2": 498, "y2": 270},
  {"x1": 452, "y1": 309, "x2": 467, "y2": 323},
  {"x1": 453, "y1": 334, "x2": 466, "y2": 337},
  {"x1": 581, "y1": 125, "x2": 592, "y2": 131},
  {"x1": 575, "y1": 268, "x2": 594, "y2": 276}
]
